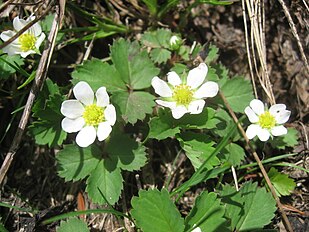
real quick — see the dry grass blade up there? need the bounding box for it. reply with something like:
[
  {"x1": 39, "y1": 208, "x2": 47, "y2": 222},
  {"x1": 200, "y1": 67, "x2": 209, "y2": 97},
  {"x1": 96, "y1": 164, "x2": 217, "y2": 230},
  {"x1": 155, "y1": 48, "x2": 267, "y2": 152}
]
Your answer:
[{"x1": 0, "y1": 4, "x2": 63, "y2": 186}]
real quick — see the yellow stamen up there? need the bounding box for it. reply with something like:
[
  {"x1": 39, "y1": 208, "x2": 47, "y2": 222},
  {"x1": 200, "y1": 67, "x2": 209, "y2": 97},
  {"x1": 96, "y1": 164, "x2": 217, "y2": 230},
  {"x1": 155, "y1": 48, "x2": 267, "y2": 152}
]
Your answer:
[
  {"x1": 19, "y1": 33, "x2": 37, "y2": 52},
  {"x1": 83, "y1": 104, "x2": 104, "y2": 126},
  {"x1": 173, "y1": 84, "x2": 194, "y2": 106},
  {"x1": 258, "y1": 111, "x2": 276, "y2": 129}
]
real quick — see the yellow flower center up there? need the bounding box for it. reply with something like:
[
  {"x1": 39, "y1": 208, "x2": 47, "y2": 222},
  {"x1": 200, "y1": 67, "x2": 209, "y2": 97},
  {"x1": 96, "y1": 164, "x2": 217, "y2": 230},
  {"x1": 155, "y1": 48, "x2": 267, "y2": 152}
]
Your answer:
[
  {"x1": 83, "y1": 104, "x2": 104, "y2": 126},
  {"x1": 173, "y1": 84, "x2": 194, "y2": 106},
  {"x1": 19, "y1": 33, "x2": 37, "y2": 52},
  {"x1": 258, "y1": 111, "x2": 276, "y2": 129}
]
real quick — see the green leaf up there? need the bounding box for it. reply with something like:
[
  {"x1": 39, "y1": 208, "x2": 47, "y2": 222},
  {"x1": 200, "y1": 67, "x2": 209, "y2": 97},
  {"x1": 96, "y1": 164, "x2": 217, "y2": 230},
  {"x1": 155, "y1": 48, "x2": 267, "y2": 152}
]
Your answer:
[
  {"x1": 57, "y1": 144, "x2": 101, "y2": 181},
  {"x1": 150, "y1": 48, "x2": 171, "y2": 64},
  {"x1": 57, "y1": 218, "x2": 89, "y2": 232},
  {"x1": 219, "y1": 77, "x2": 254, "y2": 113},
  {"x1": 205, "y1": 44, "x2": 219, "y2": 64},
  {"x1": 269, "y1": 128, "x2": 298, "y2": 149},
  {"x1": 268, "y1": 167, "x2": 296, "y2": 197},
  {"x1": 219, "y1": 143, "x2": 246, "y2": 166},
  {"x1": 0, "y1": 221, "x2": 8, "y2": 232},
  {"x1": 236, "y1": 182, "x2": 277, "y2": 231},
  {"x1": 112, "y1": 91, "x2": 155, "y2": 124},
  {"x1": 141, "y1": 29, "x2": 172, "y2": 49},
  {"x1": 71, "y1": 58, "x2": 126, "y2": 92},
  {"x1": 220, "y1": 184, "x2": 244, "y2": 231},
  {"x1": 177, "y1": 131, "x2": 219, "y2": 169},
  {"x1": 0, "y1": 54, "x2": 24, "y2": 79},
  {"x1": 142, "y1": 0, "x2": 158, "y2": 16},
  {"x1": 131, "y1": 188, "x2": 184, "y2": 232},
  {"x1": 86, "y1": 161, "x2": 123, "y2": 205},
  {"x1": 30, "y1": 82, "x2": 67, "y2": 147},
  {"x1": 105, "y1": 133, "x2": 147, "y2": 171},
  {"x1": 110, "y1": 38, "x2": 159, "y2": 89},
  {"x1": 185, "y1": 191, "x2": 228, "y2": 232}
]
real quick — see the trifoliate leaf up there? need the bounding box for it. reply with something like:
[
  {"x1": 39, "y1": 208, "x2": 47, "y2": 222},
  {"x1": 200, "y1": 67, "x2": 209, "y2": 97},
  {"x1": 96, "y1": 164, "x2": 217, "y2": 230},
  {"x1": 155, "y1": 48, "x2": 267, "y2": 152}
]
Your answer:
[
  {"x1": 131, "y1": 188, "x2": 185, "y2": 232},
  {"x1": 269, "y1": 128, "x2": 298, "y2": 149},
  {"x1": 185, "y1": 191, "x2": 228, "y2": 232},
  {"x1": 0, "y1": 54, "x2": 24, "y2": 79},
  {"x1": 219, "y1": 142, "x2": 246, "y2": 166},
  {"x1": 57, "y1": 144, "x2": 101, "y2": 181},
  {"x1": 112, "y1": 91, "x2": 155, "y2": 124},
  {"x1": 110, "y1": 38, "x2": 159, "y2": 89},
  {"x1": 268, "y1": 167, "x2": 296, "y2": 197},
  {"x1": 71, "y1": 58, "x2": 126, "y2": 92},
  {"x1": 150, "y1": 47, "x2": 171, "y2": 64},
  {"x1": 219, "y1": 77, "x2": 254, "y2": 113},
  {"x1": 205, "y1": 44, "x2": 219, "y2": 64},
  {"x1": 177, "y1": 131, "x2": 219, "y2": 169},
  {"x1": 86, "y1": 161, "x2": 123, "y2": 205},
  {"x1": 57, "y1": 218, "x2": 89, "y2": 232},
  {"x1": 105, "y1": 133, "x2": 147, "y2": 171},
  {"x1": 236, "y1": 182, "x2": 277, "y2": 231},
  {"x1": 141, "y1": 29, "x2": 172, "y2": 48}
]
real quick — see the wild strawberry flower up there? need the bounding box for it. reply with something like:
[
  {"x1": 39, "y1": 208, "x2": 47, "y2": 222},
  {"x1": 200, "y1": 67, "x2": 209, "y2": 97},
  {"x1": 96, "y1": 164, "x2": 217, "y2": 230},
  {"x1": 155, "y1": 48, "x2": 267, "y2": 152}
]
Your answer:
[
  {"x1": 151, "y1": 63, "x2": 219, "y2": 119},
  {"x1": 61, "y1": 81, "x2": 116, "y2": 147},
  {"x1": 0, "y1": 16, "x2": 45, "y2": 58},
  {"x1": 245, "y1": 99, "x2": 291, "y2": 141}
]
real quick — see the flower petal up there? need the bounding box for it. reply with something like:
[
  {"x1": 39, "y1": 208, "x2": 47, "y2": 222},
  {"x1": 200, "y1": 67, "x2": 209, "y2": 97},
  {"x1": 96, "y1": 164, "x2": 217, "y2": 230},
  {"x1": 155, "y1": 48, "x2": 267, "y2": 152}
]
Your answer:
[
  {"x1": 271, "y1": 125, "x2": 287, "y2": 136},
  {"x1": 249, "y1": 99, "x2": 265, "y2": 115},
  {"x1": 246, "y1": 124, "x2": 259, "y2": 139},
  {"x1": 61, "y1": 100, "x2": 84, "y2": 118},
  {"x1": 29, "y1": 20, "x2": 42, "y2": 36},
  {"x1": 151, "y1": 76, "x2": 173, "y2": 97},
  {"x1": 35, "y1": 33, "x2": 46, "y2": 49},
  {"x1": 61, "y1": 117, "x2": 85, "y2": 133},
  {"x1": 96, "y1": 86, "x2": 109, "y2": 107},
  {"x1": 13, "y1": 17, "x2": 27, "y2": 31},
  {"x1": 0, "y1": 30, "x2": 15, "y2": 41},
  {"x1": 167, "y1": 71, "x2": 182, "y2": 86},
  {"x1": 244, "y1": 106, "x2": 259, "y2": 123},
  {"x1": 194, "y1": 81, "x2": 219, "y2": 98},
  {"x1": 156, "y1": 100, "x2": 176, "y2": 109},
  {"x1": 269, "y1": 104, "x2": 286, "y2": 114},
  {"x1": 97, "y1": 122, "x2": 112, "y2": 141},
  {"x1": 269, "y1": 104, "x2": 291, "y2": 124},
  {"x1": 187, "y1": 63, "x2": 208, "y2": 89},
  {"x1": 73, "y1": 81, "x2": 94, "y2": 105},
  {"x1": 256, "y1": 127, "x2": 270, "y2": 141},
  {"x1": 76, "y1": 126, "x2": 96, "y2": 147},
  {"x1": 275, "y1": 110, "x2": 291, "y2": 124},
  {"x1": 104, "y1": 104, "x2": 116, "y2": 125},
  {"x1": 2, "y1": 43, "x2": 20, "y2": 56},
  {"x1": 188, "y1": 100, "x2": 205, "y2": 114},
  {"x1": 171, "y1": 106, "x2": 188, "y2": 119},
  {"x1": 20, "y1": 50, "x2": 35, "y2": 58}
]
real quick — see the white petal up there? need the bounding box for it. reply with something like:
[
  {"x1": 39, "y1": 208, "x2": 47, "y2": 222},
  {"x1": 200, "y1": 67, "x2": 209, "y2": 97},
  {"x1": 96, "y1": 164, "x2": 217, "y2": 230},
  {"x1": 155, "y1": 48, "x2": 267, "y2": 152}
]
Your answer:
[
  {"x1": 151, "y1": 76, "x2": 173, "y2": 97},
  {"x1": 188, "y1": 100, "x2": 205, "y2": 114},
  {"x1": 61, "y1": 100, "x2": 84, "y2": 118},
  {"x1": 104, "y1": 104, "x2": 116, "y2": 125},
  {"x1": 271, "y1": 125, "x2": 287, "y2": 136},
  {"x1": 13, "y1": 17, "x2": 27, "y2": 31},
  {"x1": 96, "y1": 87, "x2": 109, "y2": 107},
  {"x1": 246, "y1": 124, "x2": 259, "y2": 139},
  {"x1": 269, "y1": 104, "x2": 286, "y2": 114},
  {"x1": 244, "y1": 106, "x2": 259, "y2": 123},
  {"x1": 167, "y1": 71, "x2": 182, "y2": 86},
  {"x1": 2, "y1": 43, "x2": 21, "y2": 56},
  {"x1": 275, "y1": 110, "x2": 291, "y2": 124},
  {"x1": 250, "y1": 99, "x2": 265, "y2": 115},
  {"x1": 73, "y1": 81, "x2": 94, "y2": 105},
  {"x1": 20, "y1": 50, "x2": 35, "y2": 58},
  {"x1": 194, "y1": 81, "x2": 219, "y2": 98},
  {"x1": 0, "y1": 30, "x2": 15, "y2": 41},
  {"x1": 156, "y1": 100, "x2": 176, "y2": 109},
  {"x1": 61, "y1": 117, "x2": 85, "y2": 133},
  {"x1": 30, "y1": 21, "x2": 42, "y2": 36},
  {"x1": 171, "y1": 106, "x2": 188, "y2": 119},
  {"x1": 192, "y1": 227, "x2": 202, "y2": 232},
  {"x1": 97, "y1": 122, "x2": 112, "y2": 141},
  {"x1": 256, "y1": 127, "x2": 270, "y2": 141},
  {"x1": 187, "y1": 63, "x2": 208, "y2": 89},
  {"x1": 35, "y1": 33, "x2": 45, "y2": 49},
  {"x1": 76, "y1": 126, "x2": 96, "y2": 147}
]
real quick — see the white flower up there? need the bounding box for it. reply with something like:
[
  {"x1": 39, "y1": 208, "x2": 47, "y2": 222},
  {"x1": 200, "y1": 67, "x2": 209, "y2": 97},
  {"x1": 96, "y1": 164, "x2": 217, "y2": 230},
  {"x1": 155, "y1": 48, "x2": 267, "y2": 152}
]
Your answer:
[
  {"x1": 245, "y1": 99, "x2": 291, "y2": 141},
  {"x1": 191, "y1": 226, "x2": 202, "y2": 232},
  {"x1": 151, "y1": 63, "x2": 219, "y2": 119},
  {"x1": 0, "y1": 16, "x2": 45, "y2": 58},
  {"x1": 61, "y1": 81, "x2": 116, "y2": 147}
]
